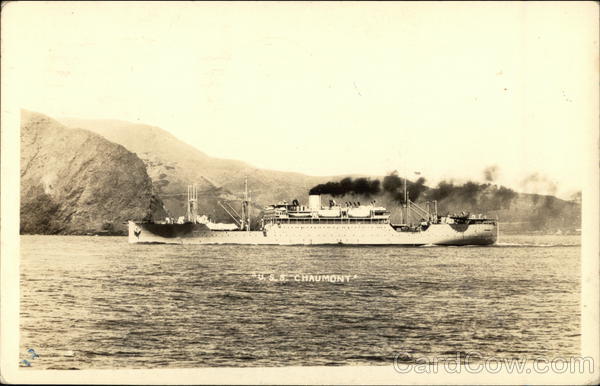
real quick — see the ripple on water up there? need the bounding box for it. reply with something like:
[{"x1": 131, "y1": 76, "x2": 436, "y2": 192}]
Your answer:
[{"x1": 19, "y1": 234, "x2": 581, "y2": 369}]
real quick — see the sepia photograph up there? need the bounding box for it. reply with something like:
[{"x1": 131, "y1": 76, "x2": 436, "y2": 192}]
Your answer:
[{"x1": 1, "y1": 1, "x2": 598, "y2": 384}]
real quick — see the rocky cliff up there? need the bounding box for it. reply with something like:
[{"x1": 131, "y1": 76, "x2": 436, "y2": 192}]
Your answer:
[{"x1": 20, "y1": 111, "x2": 166, "y2": 235}]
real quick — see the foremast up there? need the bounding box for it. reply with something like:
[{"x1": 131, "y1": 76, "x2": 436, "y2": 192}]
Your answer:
[
  {"x1": 218, "y1": 176, "x2": 252, "y2": 231},
  {"x1": 241, "y1": 177, "x2": 251, "y2": 232}
]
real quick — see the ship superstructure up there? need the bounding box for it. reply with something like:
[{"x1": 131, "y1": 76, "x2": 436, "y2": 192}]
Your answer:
[{"x1": 129, "y1": 178, "x2": 498, "y2": 246}]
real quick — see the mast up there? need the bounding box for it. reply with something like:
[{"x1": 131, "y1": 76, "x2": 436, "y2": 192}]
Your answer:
[
  {"x1": 240, "y1": 179, "x2": 246, "y2": 230},
  {"x1": 186, "y1": 185, "x2": 190, "y2": 221},
  {"x1": 403, "y1": 173, "x2": 409, "y2": 224},
  {"x1": 240, "y1": 177, "x2": 251, "y2": 231},
  {"x1": 186, "y1": 184, "x2": 198, "y2": 223},
  {"x1": 220, "y1": 177, "x2": 250, "y2": 231},
  {"x1": 245, "y1": 177, "x2": 250, "y2": 232}
]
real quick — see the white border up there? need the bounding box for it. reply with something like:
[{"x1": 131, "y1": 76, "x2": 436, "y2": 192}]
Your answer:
[{"x1": 2, "y1": 1, "x2": 598, "y2": 384}]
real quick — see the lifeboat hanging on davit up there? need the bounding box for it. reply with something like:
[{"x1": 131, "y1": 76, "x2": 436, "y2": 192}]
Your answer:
[{"x1": 348, "y1": 207, "x2": 371, "y2": 218}]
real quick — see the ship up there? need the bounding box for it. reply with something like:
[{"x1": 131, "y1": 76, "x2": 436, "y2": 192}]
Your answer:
[{"x1": 128, "y1": 178, "x2": 498, "y2": 246}]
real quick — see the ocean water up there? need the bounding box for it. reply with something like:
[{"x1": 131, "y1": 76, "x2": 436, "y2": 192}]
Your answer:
[{"x1": 19, "y1": 234, "x2": 580, "y2": 369}]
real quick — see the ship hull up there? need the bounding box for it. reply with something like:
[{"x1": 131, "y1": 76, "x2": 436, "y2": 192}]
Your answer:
[{"x1": 128, "y1": 221, "x2": 497, "y2": 246}]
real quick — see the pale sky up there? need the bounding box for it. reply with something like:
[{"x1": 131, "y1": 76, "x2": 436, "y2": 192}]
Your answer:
[{"x1": 3, "y1": 1, "x2": 598, "y2": 199}]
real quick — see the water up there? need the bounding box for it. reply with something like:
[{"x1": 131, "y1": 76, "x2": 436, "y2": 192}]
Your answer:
[{"x1": 20, "y1": 234, "x2": 581, "y2": 369}]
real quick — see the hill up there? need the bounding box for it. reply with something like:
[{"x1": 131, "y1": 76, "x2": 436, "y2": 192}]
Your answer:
[
  {"x1": 21, "y1": 111, "x2": 166, "y2": 235},
  {"x1": 57, "y1": 116, "x2": 580, "y2": 234}
]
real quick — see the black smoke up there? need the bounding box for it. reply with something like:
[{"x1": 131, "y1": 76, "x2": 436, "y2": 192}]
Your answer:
[
  {"x1": 382, "y1": 173, "x2": 402, "y2": 193},
  {"x1": 483, "y1": 165, "x2": 499, "y2": 182},
  {"x1": 309, "y1": 169, "x2": 519, "y2": 210},
  {"x1": 408, "y1": 177, "x2": 427, "y2": 202},
  {"x1": 309, "y1": 177, "x2": 381, "y2": 197},
  {"x1": 431, "y1": 180, "x2": 486, "y2": 204},
  {"x1": 461, "y1": 182, "x2": 482, "y2": 201},
  {"x1": 382, "y1": 172, "x2": 427, "y2": 204},
  {"x1": 495, "y1": 186, "x2": 518, "y2": 208},
  {"x1": 429, "y1": 180, "x2": 517, "y2": 210},
  {"x1": 430, "y1": 181, "x2": 455, "y2": 201}
]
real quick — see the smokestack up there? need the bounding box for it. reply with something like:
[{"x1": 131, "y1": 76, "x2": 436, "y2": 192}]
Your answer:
[{"x1": 309, "y1": 195, "x2": 321, "y2": 211}]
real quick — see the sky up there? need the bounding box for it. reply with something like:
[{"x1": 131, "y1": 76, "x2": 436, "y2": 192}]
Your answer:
[{"x1": 2, "y1": 1, "x2": 598, "y2": 199}]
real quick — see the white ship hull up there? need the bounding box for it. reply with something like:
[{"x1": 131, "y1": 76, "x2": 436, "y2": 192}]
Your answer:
[{"x1": 128, "y1": 220, "x2": 497, "y2": 246}]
